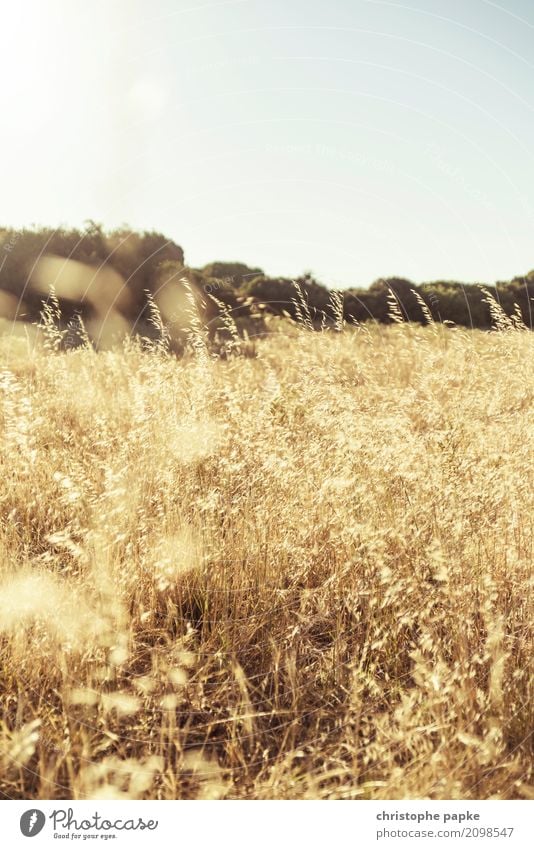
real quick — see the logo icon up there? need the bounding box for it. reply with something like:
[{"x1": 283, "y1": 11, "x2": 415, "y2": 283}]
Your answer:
[{"x1": 20, "y1": 810, "x2": 46, "y2": 837}]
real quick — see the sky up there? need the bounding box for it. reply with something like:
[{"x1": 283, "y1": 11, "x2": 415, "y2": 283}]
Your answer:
[{"x1": 1, "y1": 0, "x2": 534, "y2": 288}]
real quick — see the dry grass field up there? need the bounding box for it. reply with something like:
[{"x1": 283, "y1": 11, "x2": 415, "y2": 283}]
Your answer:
[{"x1": 0, "y1": 313, "x2": 532, "y2": 800}]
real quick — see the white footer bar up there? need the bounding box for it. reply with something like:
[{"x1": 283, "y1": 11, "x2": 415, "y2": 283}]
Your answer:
[{"x1": 4, "y1": 800, "x2": 531, "y2": 848}]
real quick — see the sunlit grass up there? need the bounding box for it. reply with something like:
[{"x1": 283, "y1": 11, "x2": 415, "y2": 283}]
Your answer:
[{"x1": 0, "y1": 322, "x2": 532, "y2": 799}]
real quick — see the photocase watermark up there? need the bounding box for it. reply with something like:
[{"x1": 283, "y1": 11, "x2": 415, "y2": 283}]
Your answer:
[
  {"x1": 0, "y1": 229, "x2": 22, "y2": 275},
  {"x1": 423, "y1": 143, "x2": 497, "y2": 213},
  {"x1": 264, "y1": 141, "x2": 395, "y2": 175},
  {"x1": 63, "y1": 311, "x2": 84, "y2": 351},
  {"x1": 19, "y1": 807, "x2": 159, "y2": 839},
  {"x1": 2, "y1": 230, "x2": 21, "y2": 254},
  {"x1": 20, "y1": 809, "x2": 46, "y2": 837}
]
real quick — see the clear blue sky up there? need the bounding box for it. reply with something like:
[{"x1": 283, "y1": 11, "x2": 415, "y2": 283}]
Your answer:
[{"x1": 2, "y1": 0, "x2": 534, "y2": 287}]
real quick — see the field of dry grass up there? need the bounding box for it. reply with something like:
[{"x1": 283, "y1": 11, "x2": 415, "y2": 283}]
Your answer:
[{"x1": 0, "y1": 318, "x2": 532, "y2": 799}]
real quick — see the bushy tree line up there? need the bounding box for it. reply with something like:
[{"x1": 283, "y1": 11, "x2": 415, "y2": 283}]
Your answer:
[
  {"x1": 0, "y1": 224, "x2": 532, "y2": 342},
  {"x1": 0, "y1": 223, "x2": 183, "y2": 324},
  {"x1": 202, "y1": 266, "x2": 534, "y2": 331}
]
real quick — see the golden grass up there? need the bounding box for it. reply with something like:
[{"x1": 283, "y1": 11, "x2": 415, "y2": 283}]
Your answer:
[{"x1": 0, "y1": 323, "x2": 532, "y2": 799}]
